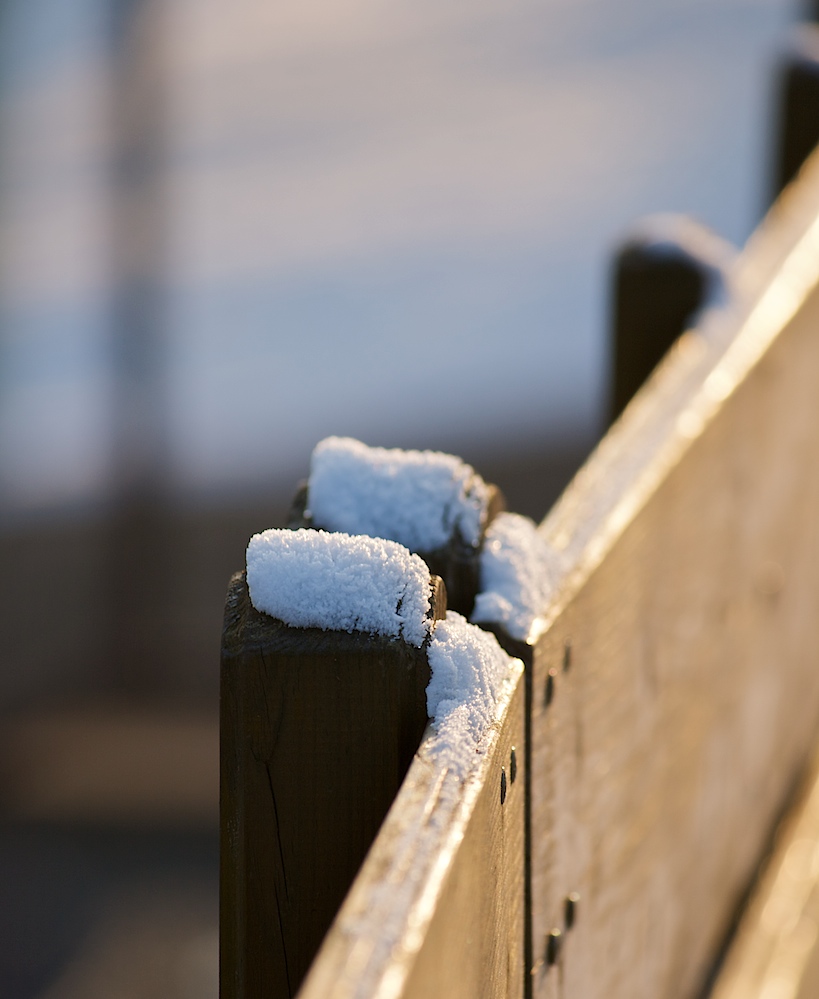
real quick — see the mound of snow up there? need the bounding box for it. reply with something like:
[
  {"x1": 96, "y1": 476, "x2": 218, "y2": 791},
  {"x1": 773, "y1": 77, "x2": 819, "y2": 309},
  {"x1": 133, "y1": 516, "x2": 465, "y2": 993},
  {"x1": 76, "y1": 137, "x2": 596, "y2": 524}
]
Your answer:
[
  {"x1": 307, "y1": 436, "x2": 490, "y2": 551},
  {"x1": 246, "y1": 527, "x2": 432, "y2": 647},
  {"x1": 471, "y1": 512, "x2": 553, "y2": 641}
]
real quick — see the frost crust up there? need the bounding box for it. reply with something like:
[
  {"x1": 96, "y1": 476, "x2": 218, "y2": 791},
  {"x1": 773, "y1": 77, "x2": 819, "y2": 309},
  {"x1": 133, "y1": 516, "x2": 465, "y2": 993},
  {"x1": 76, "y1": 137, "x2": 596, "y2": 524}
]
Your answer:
[{"x1": 425, "y1": 612, "x2": 518, "y2": 775}]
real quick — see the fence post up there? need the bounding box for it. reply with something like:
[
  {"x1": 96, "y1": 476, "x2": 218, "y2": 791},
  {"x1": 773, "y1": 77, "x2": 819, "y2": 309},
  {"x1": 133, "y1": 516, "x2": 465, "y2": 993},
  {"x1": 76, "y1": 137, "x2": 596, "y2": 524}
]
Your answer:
[
  {"x1": 607, "y1": 215, "x2": 733, "y2": 425},
  {"x1": 220, "y1": 569, "x2": 446, "y2": 999},
  {"x1": 771, "y1": 26, "x2": 819, "y2": 199}
]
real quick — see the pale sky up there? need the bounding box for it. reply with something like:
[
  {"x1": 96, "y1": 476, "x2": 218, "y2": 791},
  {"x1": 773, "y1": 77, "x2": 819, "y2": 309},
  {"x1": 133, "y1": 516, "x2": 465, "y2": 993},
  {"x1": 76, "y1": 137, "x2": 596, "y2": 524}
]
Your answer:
[{"x1": 0, "y1": 0, "x2": 798, "y2": 512}]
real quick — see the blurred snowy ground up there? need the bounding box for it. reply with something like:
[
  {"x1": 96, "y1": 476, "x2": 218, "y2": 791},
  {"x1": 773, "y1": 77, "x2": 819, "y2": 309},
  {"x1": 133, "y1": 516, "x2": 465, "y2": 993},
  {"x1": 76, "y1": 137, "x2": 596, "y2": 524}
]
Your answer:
[{"x1": 0, "y1": 0, "x2": 801, "y2": 516}]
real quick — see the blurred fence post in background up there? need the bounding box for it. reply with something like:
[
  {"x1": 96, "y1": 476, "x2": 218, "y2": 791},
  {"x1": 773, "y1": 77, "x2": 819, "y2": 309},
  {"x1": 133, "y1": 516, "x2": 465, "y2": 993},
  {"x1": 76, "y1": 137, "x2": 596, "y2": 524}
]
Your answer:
[
  {"x1": 607, "y1": 216, "x2": 735, "y2": 425},
  {"x1": 772, "y1": 26, "x2": 819, "y2": 199}
]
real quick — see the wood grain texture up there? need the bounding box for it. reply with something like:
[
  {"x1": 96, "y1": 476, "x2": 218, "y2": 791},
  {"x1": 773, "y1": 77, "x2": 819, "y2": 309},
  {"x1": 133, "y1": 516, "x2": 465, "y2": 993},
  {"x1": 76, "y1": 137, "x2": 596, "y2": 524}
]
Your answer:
[
  {"x1": 297, "y1": 660, "x2": 525, "y2": 999},
  {"x1": 220, "y1": 573, "x2": 438, "y2": 999},
  {"x1": 709, "y1": 744, "x2": 819, "y2": 999},
  {"x1": 527, "y1": 149, "x2": 819, "y2": 998}
]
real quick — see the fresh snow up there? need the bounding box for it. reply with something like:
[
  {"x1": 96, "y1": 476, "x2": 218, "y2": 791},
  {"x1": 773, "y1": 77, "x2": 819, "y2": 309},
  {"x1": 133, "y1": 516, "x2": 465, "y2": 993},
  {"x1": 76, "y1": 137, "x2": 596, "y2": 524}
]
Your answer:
[
  {"x1": 425, "y1": 612, "x2": 519, "y2": 776},
  {"x1": 246, "y1": 527, "x2": 432, "y2": 646},
  {"x1": 306, "y1": 437, "x2": 490, "y2": 551},
  {"x1": 471, "y1": 512, "x2": 553, "y2": 641}
]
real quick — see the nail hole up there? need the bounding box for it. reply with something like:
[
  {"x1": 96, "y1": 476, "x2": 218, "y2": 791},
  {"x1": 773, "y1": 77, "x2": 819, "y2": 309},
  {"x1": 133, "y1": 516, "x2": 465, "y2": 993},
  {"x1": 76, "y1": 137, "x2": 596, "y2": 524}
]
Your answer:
[
  {"x1": 546, "y1": 928, "x2": 562, "y2": 966},
  {"x1": 544, "y1": 667, "x2": 557, "y2": 708},
  {"x1": 510, "y1": 747, "x2": 517, "y2": 784},
  {"x1": 565, "y1": 893, "x2": 579, "y2": 930},
  {"x1": 500, "y1": 767, "x2": 507, "y2": 805}
]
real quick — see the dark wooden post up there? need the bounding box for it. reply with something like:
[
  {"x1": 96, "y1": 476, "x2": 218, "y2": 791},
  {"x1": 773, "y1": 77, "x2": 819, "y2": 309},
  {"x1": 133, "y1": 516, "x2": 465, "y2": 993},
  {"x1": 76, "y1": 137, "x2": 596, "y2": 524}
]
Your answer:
[
  {"x1": 771, "y1": 26, "x2": 819, "y2": 199},
  {"x1": 419, "y1": 484, "x2": 505, "y2": 616},
  {"x1": 607, "y1": 216, "x2": 733, "y2": 425},
  {"x1": 220, "y1": 571, "x2": 446, "y2": 999}
]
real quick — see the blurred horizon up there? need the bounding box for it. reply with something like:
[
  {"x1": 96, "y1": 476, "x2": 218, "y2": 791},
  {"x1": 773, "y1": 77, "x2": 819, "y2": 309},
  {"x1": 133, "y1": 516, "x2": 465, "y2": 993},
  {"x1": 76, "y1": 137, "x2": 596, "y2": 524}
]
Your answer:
[{"x1": 0, "y1": 0, "x2": 801, "y2": 524}]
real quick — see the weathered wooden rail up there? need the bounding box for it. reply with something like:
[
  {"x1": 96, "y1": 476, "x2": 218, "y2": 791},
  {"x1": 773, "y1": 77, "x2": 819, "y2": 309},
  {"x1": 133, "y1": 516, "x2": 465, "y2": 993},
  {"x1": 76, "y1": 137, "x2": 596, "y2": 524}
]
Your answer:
[{"x1": 221, "y1": 30, "x2": 819, "y2": 999}]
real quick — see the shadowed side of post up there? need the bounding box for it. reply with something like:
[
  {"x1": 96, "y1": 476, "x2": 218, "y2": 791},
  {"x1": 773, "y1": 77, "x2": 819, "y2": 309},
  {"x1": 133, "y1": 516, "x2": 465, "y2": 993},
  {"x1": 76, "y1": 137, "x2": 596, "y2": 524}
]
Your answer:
[
  {"x1": 772, "y1": 25, "x2": 819, "y2": 199},
  {"x1": 607, "y1": 215, "x2": 734, "y2": 425},
  {"x1": 220, "y1": 572, "x2": 444, "y2": 999}
]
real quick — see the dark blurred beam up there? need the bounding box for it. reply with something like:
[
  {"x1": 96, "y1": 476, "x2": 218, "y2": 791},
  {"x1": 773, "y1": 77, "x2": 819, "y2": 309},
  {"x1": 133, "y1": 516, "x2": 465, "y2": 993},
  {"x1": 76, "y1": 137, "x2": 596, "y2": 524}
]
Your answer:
[{"x1": 106, "y1": 0, "x2": 174, "y2": 699}]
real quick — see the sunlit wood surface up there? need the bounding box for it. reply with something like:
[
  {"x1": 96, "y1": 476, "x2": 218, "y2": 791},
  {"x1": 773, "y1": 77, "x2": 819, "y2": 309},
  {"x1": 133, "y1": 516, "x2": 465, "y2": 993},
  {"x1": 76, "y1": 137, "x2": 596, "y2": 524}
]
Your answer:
[
  {"x1": 710, "y1": 746, "x2": 819, "y2": 999},
  {"x1": 529, "y1": 151, "x2": 819, "y2": 998}
]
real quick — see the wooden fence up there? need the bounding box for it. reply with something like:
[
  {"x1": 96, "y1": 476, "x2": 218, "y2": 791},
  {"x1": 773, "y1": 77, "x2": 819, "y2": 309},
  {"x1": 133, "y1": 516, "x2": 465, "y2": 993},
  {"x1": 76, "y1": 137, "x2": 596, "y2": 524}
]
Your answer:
[{"x1": 221, "y1": 34, "x2": 819, "y2": 999}]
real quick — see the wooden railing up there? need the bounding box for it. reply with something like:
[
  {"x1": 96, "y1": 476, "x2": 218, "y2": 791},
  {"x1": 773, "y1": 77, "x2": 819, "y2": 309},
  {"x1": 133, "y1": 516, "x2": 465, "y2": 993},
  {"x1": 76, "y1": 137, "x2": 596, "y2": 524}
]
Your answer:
[{"x1": 221, "y1": 29, "x2": 819, "y2": 999}]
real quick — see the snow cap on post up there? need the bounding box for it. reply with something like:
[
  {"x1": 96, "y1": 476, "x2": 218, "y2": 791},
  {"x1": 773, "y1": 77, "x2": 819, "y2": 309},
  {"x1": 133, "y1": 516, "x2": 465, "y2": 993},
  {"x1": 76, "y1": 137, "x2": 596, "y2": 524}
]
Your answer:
[
  {"x1": 246, "y1": 527, "x2": 439, "y2": 647},
  {"x1": 305, "y1": 437, "x2": 492, "y2": 552},
  {"x1": 471, "y1": 512, "x2": 554, "y2": 642}
]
